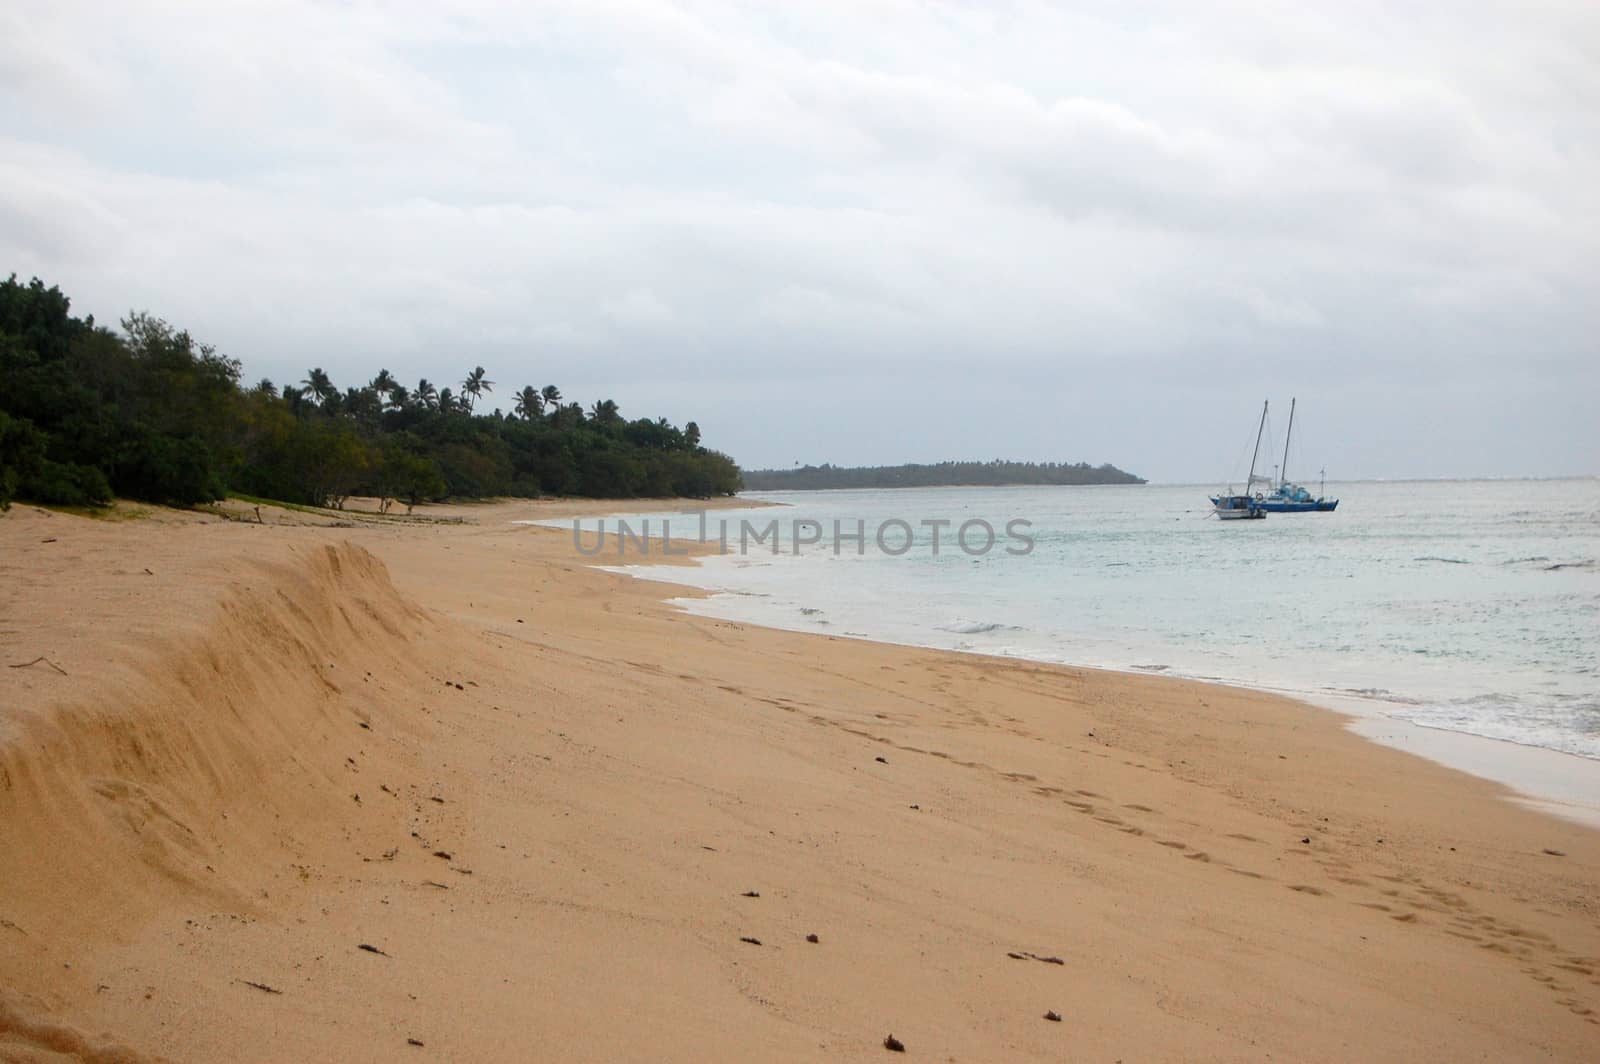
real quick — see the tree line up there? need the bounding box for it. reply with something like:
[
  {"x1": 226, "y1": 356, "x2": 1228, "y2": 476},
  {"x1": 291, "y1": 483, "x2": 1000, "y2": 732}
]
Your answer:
[
  {"x1": 741, "y1": 460, "x2": 1145, "y2": 491},
  {"x1": 0, "y1": 275, "x2": 741, "y2": 512}
]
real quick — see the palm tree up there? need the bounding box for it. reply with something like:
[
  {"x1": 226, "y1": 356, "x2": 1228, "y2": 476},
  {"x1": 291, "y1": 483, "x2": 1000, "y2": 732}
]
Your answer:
[
  {"x1": 589, "y1": 398, "x2": 622, "y2": 427},
  {"x1": 462, "y1": 366, "x2": 493, "y2": 412},
  {"x1": 438, "y1": 387, "x2": 458, "y2": 413},
  {"x1": 253, "y1": 378, "x2": 276, "y2": 397},
  {"x1": 371, "y1": 369, "x2": 396, "y2": 408},
  {"x1": 345, "y1": 386, "x2": 382, "y2": 423},
  {"x1": 540, "y1": 385, "x2": 562, "y2": 414},
  {"x1": 301, "y1": 367, "x2": 336, "y2": 406},
  {"x1": 514, "y1": 386, "x2": 543, "y2": 420},
  {"x1": 415, "y1": 379, "x2": 438, "y2": 411},
  {"x1": 388, "y1": 383, "x2": 411, "y2": 409}
]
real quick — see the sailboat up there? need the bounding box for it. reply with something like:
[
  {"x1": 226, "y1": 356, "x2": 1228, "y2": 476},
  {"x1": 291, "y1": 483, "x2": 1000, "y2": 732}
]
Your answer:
[
  {"x1": 1211, "y1": 400, "x2": 1269, "y2": 520},
  {"x1": 1256, "y1": 398, "x2": 1339, "y2": 512}
]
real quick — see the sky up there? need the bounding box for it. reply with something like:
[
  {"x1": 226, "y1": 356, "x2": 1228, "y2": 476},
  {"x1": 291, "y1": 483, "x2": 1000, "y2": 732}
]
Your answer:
[{"x1": 2, "y1": 1, "x2": 1596, "y2": 482}]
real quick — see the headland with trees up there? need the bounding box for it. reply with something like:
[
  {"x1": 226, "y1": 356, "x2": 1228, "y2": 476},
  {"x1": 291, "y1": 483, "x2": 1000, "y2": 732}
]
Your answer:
[
  {"x1": 0, "y1": 275, "x2": 741, "y2": 512},
  {"x1": 741, "y1": 460, "x2": 1145, "y2": 491}
]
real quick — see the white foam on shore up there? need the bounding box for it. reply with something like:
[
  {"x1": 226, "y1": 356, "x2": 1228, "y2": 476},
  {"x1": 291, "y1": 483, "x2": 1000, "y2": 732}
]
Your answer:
[{"x1": 1330, "y1": 695, "x2": 1600, "y2": 828}]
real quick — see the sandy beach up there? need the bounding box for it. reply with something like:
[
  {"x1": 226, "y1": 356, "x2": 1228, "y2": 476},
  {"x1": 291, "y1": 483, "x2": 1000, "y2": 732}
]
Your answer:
[{"x1": 2, "y1": 498, "x2": 1597, "y2": 1062}]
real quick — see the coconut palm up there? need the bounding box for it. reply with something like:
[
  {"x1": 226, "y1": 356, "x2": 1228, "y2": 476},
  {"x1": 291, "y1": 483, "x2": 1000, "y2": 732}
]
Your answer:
[
  {"x1": 546, "y1": 401, "x2": 583, "y2": 430},
  {"x1": 540, "y1": 384, "x2": 562, "y2": 414},
  {"x1": 462, "y1": 366, "x2": 493, "y2": 412},
  {"x1": 514, "y1": 386, "x2": 543, "y2": 420},
  {"x1": 344, "y1": 386, "x2": 382, "y2": 423},
  {"x1": 415, "y1": 379, "x2": 439, "y2": 411},
  {"x1": 371, "y1": 369, "x2": 396, "y2": 407},
  {"x1": 588, "y1": 398, "x2": 622, "y2": 427},
  {"x1": 301, "y1": 367, "x2": 336, "y2": 406},
  {"x1": 280, "y1": 383, "x2": 307, "y2": 415}
]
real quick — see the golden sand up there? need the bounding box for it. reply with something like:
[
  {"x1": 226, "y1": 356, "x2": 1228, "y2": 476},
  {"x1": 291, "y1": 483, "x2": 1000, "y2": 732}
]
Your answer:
[{"x1": 1, "y1": 498, "x2": 1596, "y2": 1061}]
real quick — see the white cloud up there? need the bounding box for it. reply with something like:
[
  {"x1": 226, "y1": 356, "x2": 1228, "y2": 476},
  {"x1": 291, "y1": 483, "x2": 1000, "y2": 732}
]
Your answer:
[
  {"x1": 603, "y1": 286, "x2": 675, "y2": 328},
  {"x1": 1, "y1": 0, "x2": 1596, "y2": 477}
]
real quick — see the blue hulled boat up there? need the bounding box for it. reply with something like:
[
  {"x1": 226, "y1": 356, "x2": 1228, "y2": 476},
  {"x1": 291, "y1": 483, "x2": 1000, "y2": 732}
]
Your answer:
[
  {"x1": 1212, "y1": 398, "x2": 1338, "y2": 515},
  {"x1": 1257, "y1": 481, "x2": 1338, "y2": 512},
  {"x1": 1254, "y1": 398, "x2": 1338, "y2": 512}
]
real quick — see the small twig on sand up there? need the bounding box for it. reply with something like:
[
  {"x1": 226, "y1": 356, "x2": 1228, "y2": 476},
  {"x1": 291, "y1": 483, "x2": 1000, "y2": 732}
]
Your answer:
[
  {"x1": 358, "y1": 943, "x2": 390, "y2": 957},
  {"x1": 7, "y1": 656, "x2": 68, "y2": 676},
  {"x1": 239, "y1": 979, "x2": 283, "y2": 995}
]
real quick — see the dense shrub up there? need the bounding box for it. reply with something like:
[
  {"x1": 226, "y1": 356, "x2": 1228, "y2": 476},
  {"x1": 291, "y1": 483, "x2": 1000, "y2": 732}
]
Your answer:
[
  {"x1": 115, "y1": 431, "x2": 225, "y2": 505},
  {"x1": 20, "y1": 458, "x2": 113, "y2": 507},
  {"x1": 0, "y1": 409, "x2": 46, "y2": 510}
]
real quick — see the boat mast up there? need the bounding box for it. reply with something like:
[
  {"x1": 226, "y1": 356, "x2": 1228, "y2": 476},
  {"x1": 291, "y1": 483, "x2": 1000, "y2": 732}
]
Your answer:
[
  {"x1": 1282, "y1": 397, "x2": 1296, "y2": 488},
  {"x1": 1247, "y1": 400, "x2": 1267, "y2": 493}
]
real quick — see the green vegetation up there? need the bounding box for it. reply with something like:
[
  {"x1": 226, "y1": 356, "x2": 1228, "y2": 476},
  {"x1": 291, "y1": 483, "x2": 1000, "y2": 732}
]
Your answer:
[
  {"x1": 0, "y1": 275, "x2": 741, "y2": 512},
  {"x1": 741, "y1": 460, "x2": 1145, "y2": 491}
]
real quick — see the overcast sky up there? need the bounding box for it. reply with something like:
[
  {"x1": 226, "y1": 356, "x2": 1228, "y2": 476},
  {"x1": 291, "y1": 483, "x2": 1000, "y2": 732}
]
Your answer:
[{"x1": 3, "y1": 1, "x2": 1596, "y2": 481}]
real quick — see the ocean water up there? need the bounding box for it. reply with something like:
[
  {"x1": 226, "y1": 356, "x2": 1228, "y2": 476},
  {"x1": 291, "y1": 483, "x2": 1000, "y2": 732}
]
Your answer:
[{"x1": 563, "y1": 480, "x2": 1600, "y2": 769}]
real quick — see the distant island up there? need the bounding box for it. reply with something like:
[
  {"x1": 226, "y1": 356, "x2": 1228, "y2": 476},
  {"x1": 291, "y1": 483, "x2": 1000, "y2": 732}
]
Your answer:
[{"x1": 742, "y1": 460, "x2": 1146, "y2": 491}]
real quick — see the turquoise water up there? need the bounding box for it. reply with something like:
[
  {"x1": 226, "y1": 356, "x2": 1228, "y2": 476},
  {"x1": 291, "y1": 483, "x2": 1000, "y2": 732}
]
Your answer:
[{"x1": 578, "y1": 480, "x2": 1599, "y2": 762}]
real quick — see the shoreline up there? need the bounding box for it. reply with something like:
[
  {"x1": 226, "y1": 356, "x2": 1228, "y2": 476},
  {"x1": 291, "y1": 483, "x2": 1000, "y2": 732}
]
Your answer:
[
  {"x1": 3, "y1": 498, "x2": 1598, "y2": 1060},
  {"x1": 540, "y1": 498, "x2": 1599, "y2": 830},
  {"x1": 657, "y1": 581, "x2": 1600, "y2": 829}
]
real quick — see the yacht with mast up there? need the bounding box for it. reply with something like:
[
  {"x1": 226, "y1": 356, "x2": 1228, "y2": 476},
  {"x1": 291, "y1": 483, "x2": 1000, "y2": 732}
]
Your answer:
[
  {"x1": 1211, "y1": 400, "x2": 1269, "y2": 520},
  {"x1": 1256, "y1": 398, "x2": 1339, "y2": 512}
]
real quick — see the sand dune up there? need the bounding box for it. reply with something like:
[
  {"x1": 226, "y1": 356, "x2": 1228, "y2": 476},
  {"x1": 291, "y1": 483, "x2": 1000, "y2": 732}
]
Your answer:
[{"x1": 1, "y1": 500, "x2": 1596, "y2": 1061}]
